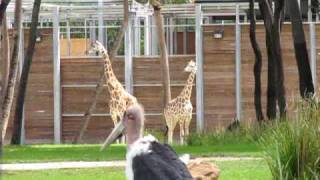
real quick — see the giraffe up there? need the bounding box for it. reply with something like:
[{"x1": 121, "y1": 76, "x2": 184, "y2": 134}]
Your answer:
[
  {"x1": 164, "y1": 60, "x2": 197, "y2": 144},
  {"x1": 88, "y1": 41, "x2": 138, "y2": 141}
]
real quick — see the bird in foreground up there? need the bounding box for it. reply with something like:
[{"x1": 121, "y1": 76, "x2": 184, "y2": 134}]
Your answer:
[{"x1": 101, "y1": 104, "x2": 193, "y2": 180}]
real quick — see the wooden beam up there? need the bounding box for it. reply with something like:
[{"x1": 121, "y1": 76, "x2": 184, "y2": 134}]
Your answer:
[
  {"x1": 195, "y1": 4, "x2": 204, "y2": 132},
  {"x1": 53, "y1": 6, "x2": 61, "y2": 144}
]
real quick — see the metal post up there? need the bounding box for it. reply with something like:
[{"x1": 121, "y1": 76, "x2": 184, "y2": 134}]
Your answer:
[
  {"x1": 125, "y1": 15, "x2": 133, "y2": 94},
  {"x1": 66, "y1": 20, "x2": 71, "y2": 56},
  {"x1": 98, "y1": 0, "x2": 104, "y2": 46},
  {"x1": 53, "y1": 7, "x2": 61, "y2": 144},
  {"x1": 169, "y1": 17, "x2": 174, "y2": 55},
  {"x1": 19, "y1": 20, "x2": 25, "y2": 144},
  {"x1": 90, "y1": 20, "x2": 96, "y2": 42},
  {"x1": 84, "y1": 19, "x2": 87, "y2": 53},
  {"x1": 195, "y1": 4, "x2": 204, "y2": 132},
  {"x1": 144, "y1": 16, "x2": 150, "y2": 56},
  {"x1": 235, "y1": 4, "x2": 242, "y2": 121},
  {"x1": 310, "y1": 22, "x2": 317, "y2": 90},
  {"x1": 134, "y1": 17, "x2": 140, "y2": 56},
  {"x1": 308, "y1": 0, "x2": 312, "y2": 22},
  {"x1": 151, "y1": 16, "x2": 158, "y2": 55},
  {"x1": 183, "y1": 19, "x2": 187, "y2": 54}
]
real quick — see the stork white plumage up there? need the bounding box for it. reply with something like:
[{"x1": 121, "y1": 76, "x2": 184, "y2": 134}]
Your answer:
[{"x1": 101, "y1": 104, "x2": 192, "y2": 180}]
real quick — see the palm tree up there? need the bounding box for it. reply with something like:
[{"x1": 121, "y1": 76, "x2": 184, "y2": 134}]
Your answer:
[{"x1": 11, "y1": 0, "x2": 42, "y2": 145}]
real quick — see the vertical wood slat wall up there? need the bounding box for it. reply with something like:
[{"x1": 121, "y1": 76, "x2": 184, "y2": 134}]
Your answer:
[{"x1": 3, "y1": 23, "x2": 320, "y2": 143}]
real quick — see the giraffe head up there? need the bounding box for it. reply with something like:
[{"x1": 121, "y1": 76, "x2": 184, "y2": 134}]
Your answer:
[
  {"x1": 184, "y1": 60, "x2": 197, "y2": 73},
  {"x1": 86, "y1": 40, "x2": 106, "y2": 55}
]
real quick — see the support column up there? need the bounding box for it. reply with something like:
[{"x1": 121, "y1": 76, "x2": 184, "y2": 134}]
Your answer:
[
  {"x1": 66, "y1": 20, "x2": 71, "y2": 56},
  {"x1": 90, "y1": 20, "x2": 96, "y2": 42},
  {"x1": 125, "y1": 16, "x2": 133, "y2": 94},
  {"x1": 53, "y1": 7, "x2": 61, "y2": 144},
  {"x1": 183, "y1": 19, "x2": 187, "y2": 54},
  {"x1": 235, "y1": 4, "x2": 242, "y2": 121},
  {"x1": 98, "y1": 0, "x2": 104, "y2": 46},
  {"x1": 169, "y1": 17, "x2": 174, "y2": 55},
  {"x1": 134, "y1": 17, "x2": 140, "y2": 56},
  {"x1": 144, "y1": 16, "x2": 150, "y2": 56},
  {"x1": 195, "y1": 4, "x2": 204, "y2": 132},
  {"x1": 18, "y1": 19, "x2": 25, "y2": 145},
  {"x1": 310, "y1": 22, "x2": 317, "y2": 90},
  {"x1": 151, "y1": 16, "x2": 158, "y2": 55}
]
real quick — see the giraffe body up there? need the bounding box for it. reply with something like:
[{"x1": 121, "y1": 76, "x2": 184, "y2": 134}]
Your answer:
[
  {"x1": 164, "y1": 60, "x2": 197, "y2": 144},
  {"x1": 89, "y1": 41, "x2": 138, "y2": 134}
]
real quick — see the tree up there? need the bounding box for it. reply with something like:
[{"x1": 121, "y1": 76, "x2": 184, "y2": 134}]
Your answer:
[
  {"x1": 286, "y1": 0, "x2": 314, "y2": 98},
  {"x1": 0, "y1": 10, "x2": 10, "y2": 147},
  {"x1": 1, "y1": 0, "x2": 22, "y2": 141},
  {"x1": 0, "y1": 0, "x2": 11, "y2": 25},
  {"x1": 72, "y1": 0, "x2": 130, "y2": 143},
  {"x1": 11, "y1": 0, "x2": 42, "y2": 145},
  {"x1": 259, "y1": 0, "x2": 286, "y2": 119},
  {"x1": 152, "y1": 4, "x2": 172, "y2": 106},
  {"x1": 249, "y1": 0, "x2": 264, "y2": 122}
]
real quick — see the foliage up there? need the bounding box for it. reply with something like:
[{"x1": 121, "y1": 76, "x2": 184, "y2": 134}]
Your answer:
[
  {"x1": 186, "y1": 124, "x2": 267, "y2": 146},
  {"x1": 260, "y1": 98, "x2": 320, "y2": 179}
]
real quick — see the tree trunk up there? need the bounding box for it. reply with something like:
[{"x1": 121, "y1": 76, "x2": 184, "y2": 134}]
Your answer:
[
  {"x1": 259, "y1": 0, "x2": 286, "y2": 119},
  {"x1": 0, "y1": 12, "x2": 10, "y2": 106},
  {"x1": 249, "y1": 0, "x2": 264, "y2": 122},
  {"x1": 11, "y1": 0, "x2": 42, "y2": 145},
  {"x1": 273, "y1": 0, "x2": 286, "y2": 118},
  {"x1": 286, "y1": 0, "x2": 314, "y2": 98},
  {"x1": 153, "y1": 7, "x2": 171, "y2": 106},
  {"x1": 72, "y1": 0, "x2": 129, "y2": 144},
  {"x1": 1, "y1": 0, "x2": 22, "y2": 141},
  {"x1": 0, "y1": 0, "x2": 10, "y2": 25},
  {"x1": 259, "y1": 1, "x2": 277, "y2": 120}
]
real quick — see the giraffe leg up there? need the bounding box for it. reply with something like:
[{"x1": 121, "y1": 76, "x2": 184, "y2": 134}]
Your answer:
[
  {"x1": 168, "y1": 127, "x2": 174, "y2": 144},
  {"x1": 179, "y1": 121, "x2": 185, "y2": 145},
  {"x1": 184, "y1": 115, "x2": 192, "y2": 140},
  {"x1": 111, "y1": 113, "x2": 121, "y2": 144}
]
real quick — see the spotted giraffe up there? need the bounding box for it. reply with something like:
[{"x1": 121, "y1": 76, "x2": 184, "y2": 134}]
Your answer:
[
  {"x1": 88, "y1": 41, "x2": 138, "y2": 140},
  {"x1": 164, "y1": 60, "x2": 197, "y2": 144}
]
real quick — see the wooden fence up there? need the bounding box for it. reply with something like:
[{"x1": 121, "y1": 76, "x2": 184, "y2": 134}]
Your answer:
[{"x1": 3, "y1": 23, "x2": 320, "y2": 143}]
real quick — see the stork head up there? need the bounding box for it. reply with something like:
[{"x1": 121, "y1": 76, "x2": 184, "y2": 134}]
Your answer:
[
  {"x1": 101, "y1": 104, "x2": 145, "y2": 151},
  {"x1": 184, "y1": 60, "x2": 197, "y2": 73}
]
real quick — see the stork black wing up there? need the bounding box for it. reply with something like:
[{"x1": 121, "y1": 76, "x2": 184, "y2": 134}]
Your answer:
[{"x1": 132, "y1": 142, "x2": 192, "y2": 180}]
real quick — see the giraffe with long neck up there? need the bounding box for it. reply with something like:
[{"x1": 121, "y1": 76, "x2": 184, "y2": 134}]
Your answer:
[
  {"x1": 89, "y1": 41, "x2": 138, "y2": 130},
  {"x1": 164, "y1": 60, "x2": 197, "y2": 144}
]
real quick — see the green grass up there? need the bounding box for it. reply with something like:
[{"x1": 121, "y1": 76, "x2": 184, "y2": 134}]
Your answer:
[
  {"x1": 215, "y1": 160, "x2": 271, "y2": 180},
  {"x1": 2, "y1": 160, "x2": 271, "y2": 180},
  {"x1": 2, "y1": 143, "x2": 261, "y2": 163}
]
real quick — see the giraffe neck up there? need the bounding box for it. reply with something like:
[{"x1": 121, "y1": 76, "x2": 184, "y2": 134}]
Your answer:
[
  {"x1": 100, "y1": 49, "x2": 120, "y2": 88},
  {"x1": 179, "y1": 71, "x2": 196, "y2": 101}
]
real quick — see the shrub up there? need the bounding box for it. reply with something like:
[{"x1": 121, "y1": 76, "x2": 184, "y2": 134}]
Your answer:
[{"x1": 260, "y1": 98, "x2": 320, "y2": 179}]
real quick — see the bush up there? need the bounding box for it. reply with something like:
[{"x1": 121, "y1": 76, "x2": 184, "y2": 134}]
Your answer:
[
  {"x1": 186, "y1": 124, "x2": 266, "y2": 146},
  {"x1": 260, "y1": 98, "x2": 320, "y2": 179}
]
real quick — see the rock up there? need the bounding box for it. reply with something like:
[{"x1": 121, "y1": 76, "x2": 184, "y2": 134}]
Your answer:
[{"x1": 187, "y1": 160, "x2": 220, "y2": 180}]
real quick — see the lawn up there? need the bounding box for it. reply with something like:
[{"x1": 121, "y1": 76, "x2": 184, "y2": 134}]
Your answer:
[
  {"x1": 2, "y1": 160, "x2": 271, "y2": 180},
  {"x1": 2, "y1": 142, "x2": 261, "y2": 163}
]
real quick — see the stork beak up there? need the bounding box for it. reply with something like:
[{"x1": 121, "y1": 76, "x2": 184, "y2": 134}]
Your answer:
[{"x1": 100, "y1": 120, "x2": 125, "y2": 151}]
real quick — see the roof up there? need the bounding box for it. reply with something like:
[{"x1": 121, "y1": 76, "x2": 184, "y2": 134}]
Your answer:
[{"x1": 194, "y1": 0, "x2": 249, "y2": 3}]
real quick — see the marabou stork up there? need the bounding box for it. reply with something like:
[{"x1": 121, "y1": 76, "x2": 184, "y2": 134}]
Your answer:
[{"x1": 101, "y1": 104, "x2": 193, "y2": 180}]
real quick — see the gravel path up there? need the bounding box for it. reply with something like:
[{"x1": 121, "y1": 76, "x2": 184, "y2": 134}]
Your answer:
[{"x1": 1, "y1": 157, "x2": 262, "y2": 171}]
